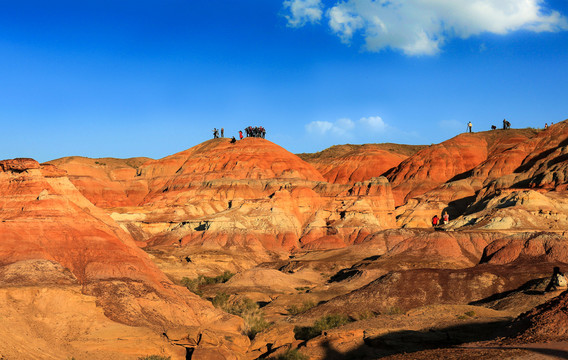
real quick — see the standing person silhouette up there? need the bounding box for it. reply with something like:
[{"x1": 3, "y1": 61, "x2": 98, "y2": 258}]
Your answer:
[{"x1": 467, "y1": 121, "x2": 472, "y2": 133}]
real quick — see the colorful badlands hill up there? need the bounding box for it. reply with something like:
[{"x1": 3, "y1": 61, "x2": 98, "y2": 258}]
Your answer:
[{"x1": 1, "y1": 120, "x2": 567, "y2": 359}]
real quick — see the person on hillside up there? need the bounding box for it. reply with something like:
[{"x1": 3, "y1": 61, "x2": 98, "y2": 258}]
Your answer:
[
  {"x1": 467, "y1": 122, "x2": 472, "y2": 133},
  {"x1": 545, "y1": 267, "x2": 568, "y2": 292},
  {"x1": 443, "y1": 212, "x2": 449, "y2": 224},
  {"x1": 503, "y1": 119, "x2": 507, "y2": 130},
  {"x1": 545, "y1": 123, "x2": 548, "y2": 130},
  {"x1": 230, "y1": 136, "x2": 236, "y2": 144},
  {"x1": 432, "y1": 215, "x2": 439, "y2": 227},
  {"x1": 213, "y1": 128, "x2": 218, "y2": 139},
  {"x1": 221, "y1": 128, "x2": 224, "y2": 137},
  {"x1": 239, "y1": 130, "x2": 243, "y2": 140}
]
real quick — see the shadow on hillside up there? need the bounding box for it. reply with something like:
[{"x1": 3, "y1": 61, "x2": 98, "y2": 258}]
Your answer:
[
  {"x1": 513, "y1": 136, "x2": 568, "y2": 175},
  {"x1": 309, "y1": 319, "x2": 514, "y2": 359}
]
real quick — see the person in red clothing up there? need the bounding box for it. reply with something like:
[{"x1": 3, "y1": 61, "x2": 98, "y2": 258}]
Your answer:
[
  {"x1": 443, "y1": 212, "x2": 449, "y2": 224},
  {"x1": 432, "y1": 215, "x2": 439, "y2": 227},
  {"x1": 239, "y1": 130, "x2": 243, "y2": 140}
]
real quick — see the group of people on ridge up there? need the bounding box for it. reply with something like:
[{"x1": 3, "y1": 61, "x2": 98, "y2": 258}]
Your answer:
[
  {"x1": 470, "y1": 119, "x2": 514, "y2": 133},
  {"x1": 245, "y1": 126, "x2": 266, "y2": 138},
  {"x1": 213, "y1": 126, "x2": 268, "y2": 142},
  {"x1": 212, "y1": 128, "x2": 224, "y2": 138},
  {"x1": 432, "y1": 212, "x2": 450, "y2": 227}
]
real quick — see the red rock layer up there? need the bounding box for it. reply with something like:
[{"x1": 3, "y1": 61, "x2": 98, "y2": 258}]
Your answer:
[
  {"x1": 46, "y1": 156, "x2": 151, "y2": 208},
  {"x1": 298, "y1": 143, "x2": 424, "y2": 184},
  {"x1": 0, "y1": 158, "x2": 247, "y2": 355},
  {"x1": 385, "y1": 129, "x2": 538, "y2": 206},
  {"x1": 481, "y1": 232, "x2": 568, "y2": 265}
]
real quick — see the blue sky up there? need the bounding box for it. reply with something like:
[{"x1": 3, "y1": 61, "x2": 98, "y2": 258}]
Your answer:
[{"x1": 1, "y1": 0, "x2": 567, "y2": 162}]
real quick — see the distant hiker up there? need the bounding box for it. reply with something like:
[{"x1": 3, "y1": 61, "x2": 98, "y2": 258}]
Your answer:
[
  {"x1": 506, "y1": 120, "x2": 511, "y2": 129},
  {"x1": 467, "y1": 121, "x2": 472, "y2": 133},
  {"x1": 239, "y1": 130, "x2": 243, "y2": 140},
  {"x1": 213, "y1": 128, "x2": 219, "y2": 139},
  {"x1": 491, "y1": 125, "x2": 497, "y2": 130},
  {"x1": 545, "y1": 267, "x2": 568, "y2": 292},
  {"x1": 503, "y1": 119, "x2": 507, "y2": 130},
  {"x1": 432, "y1": 215, "x2": 439, "y2": 227},
  {"x1": 221, "y1": 128, "x2": 224, "y2": 137},
  {"x1": 230, "y1": 136, "x2": 236, "y2": 144},
  {"x1": 443, "y1": 212, "x2": 449, "y2": 224},
  {"x1": 545, "y1": 123, "x2": 548, "y2": 129}
]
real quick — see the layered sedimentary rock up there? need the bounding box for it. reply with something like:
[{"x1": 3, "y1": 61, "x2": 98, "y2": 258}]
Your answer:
[
  {"x1": 0, "y1": 158, "x2": 248, "y2": 358},
  {"x1": 298, "y1": 143, "x2": 425, "y2": 184},
  {"x1": 95, "y1": 138, "x2": 398, "y2": 253},
  {"x1": 393, "y1": 122, "x2": 568, "y2": 228},
  {"x1": 47, "y1": 156, "x2": 151, "y2": 207},
  {"x1": 385, "y1": 129, "x2": 538, "y2": 207}
]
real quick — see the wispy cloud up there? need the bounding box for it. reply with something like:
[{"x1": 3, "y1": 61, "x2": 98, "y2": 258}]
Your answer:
[
  {"x1": 283, "y1": 0, "x2": 568, "y2": 55},
  {"x1": 283, "y1": 0, "x2": 323, "y2": 27},
  {"x1": 306, "y1": 117, "x2": 355, "y2": 136},
  {"x1": 306, "y1": 115, "x2": 390, "y2": 139}
]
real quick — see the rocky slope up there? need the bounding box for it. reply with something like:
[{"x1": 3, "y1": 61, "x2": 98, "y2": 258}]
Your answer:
[
  {"x1": 47, "y1": 156, "x2": 151, "y2": 208},
  {"x1": 81, "y1": 138, "x2": 398, "y2": 255},
  {"x1": 4, "y1": 119, "x2": 565, "y2": 359},
  {"x1": 385, "y1": 129, "x2": 538, "y2": 207},
  {"x1": 0, "y1": 158, "x2": 248, "y2": 359},
  {"x1": 298, "y1": 143, "x2": 425, "y2": 184}
]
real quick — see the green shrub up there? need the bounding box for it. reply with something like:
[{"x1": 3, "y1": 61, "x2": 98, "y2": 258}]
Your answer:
[
  {"x1": 294, "y1": 314, "x2": 350, "y2": 340},
  {"x1": 385, "y1": 306, "x2": 404, "y2": 315},
  {"x1": 180, "y1": 276, "x2": 202, "y2": 295},
  {"x1": 211, "y1": 293, "x2": 270, "y2": 339},
  {"x1": 268, "y1": 349, "x2": 309, "y2": 360},
  {"x1": 180, "y1": 271, "x2": 235, "y2": 295},
  {"x1": 357, "y1": 310, "x2": 376, "y2": 321},
  {"x1": 287, "y1": 300, "x2": 316, "y2": 315}
]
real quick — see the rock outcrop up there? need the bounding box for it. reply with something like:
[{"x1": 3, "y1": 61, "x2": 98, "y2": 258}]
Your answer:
[
  {"x1": 46, "y1": 156, "x2": 151, "y2": 208},
  {"x1": 96, "y1": 138, "x2": 398, "y2": 254},
  {"x1": 0, "y1": 158, "x2": 248, "y2": 358},
  {"x1": 298, "y1": 143, "x2": 425, "y2": 184},
  {"x1": 385, "y1": 129, "x2": 538, "y2": 207}
]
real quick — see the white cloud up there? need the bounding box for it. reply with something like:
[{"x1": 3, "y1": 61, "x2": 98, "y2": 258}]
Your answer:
[
  {"x1": 286, "y1": 0, "x2": 568, "y2": 55},
  {"x1": 306, "y1": 115, "x2": 390, "y2": 139},
  {"x1": 306, "y1": 118, "x2": 355, "y2": 136},
  {"x1": 359, "y1": 116, "x2": 387, "y2": 132},
  {"x1": 283, "y1": 0, "x2": 323, "y2": 27}
]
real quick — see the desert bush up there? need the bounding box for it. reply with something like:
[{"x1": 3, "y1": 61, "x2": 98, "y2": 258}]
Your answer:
[
  {"x1": 356, "y1": 310, "x2": 376, "y2": 321},
  {"x1": 137, "y1": 356, "x2": 171, "y2": 360},
  {"x1": 293, "y1": 314, "x2": 350, "y2": 340},
  {"x1": 211, "y1": 293, "x2": 270, "y2": 339},
  {"x1": 180, "y1": 271, "x2": 235, "y2": 295},
  {"x1": 180, "y1": 276, "x2": 202, "y2": 295},
  {"x1": 268, "y1": 349, "x2": 309, "y2": 360},
  {"x1": 211, "y1": 292, "x2": 231, "y2": 309},
  {"x1": 385, "y1": 306, "x2": 404, "y2": 315},
  {"x1": 287, "y1": 300, "x2": 316, "y2": 315}
]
